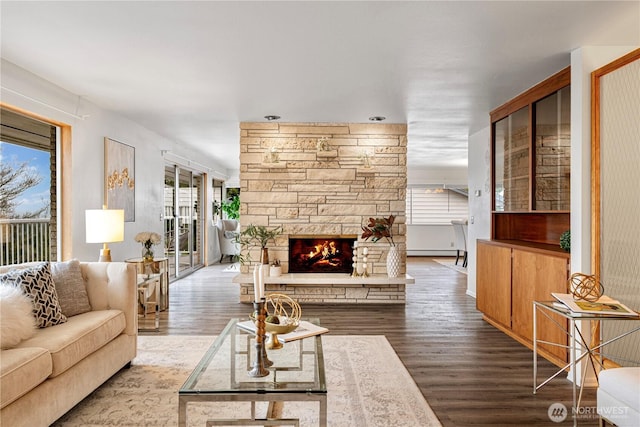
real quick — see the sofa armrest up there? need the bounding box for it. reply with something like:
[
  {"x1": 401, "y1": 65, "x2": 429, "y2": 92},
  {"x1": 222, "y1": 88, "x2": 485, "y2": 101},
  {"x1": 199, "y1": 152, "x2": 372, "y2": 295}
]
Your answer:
[{"x1": 81, "y1": 262, "x2": 137, "y2": 336}]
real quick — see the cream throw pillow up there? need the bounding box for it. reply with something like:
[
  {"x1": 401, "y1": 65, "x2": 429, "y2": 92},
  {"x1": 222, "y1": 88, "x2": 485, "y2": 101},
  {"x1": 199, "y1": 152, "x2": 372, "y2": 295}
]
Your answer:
[
  {"x1": 51, "y1": 259, "x2": 91, "y2": 317},
  {"x1": 0, "y1": 285, "x2": 37, "y2": 349}
]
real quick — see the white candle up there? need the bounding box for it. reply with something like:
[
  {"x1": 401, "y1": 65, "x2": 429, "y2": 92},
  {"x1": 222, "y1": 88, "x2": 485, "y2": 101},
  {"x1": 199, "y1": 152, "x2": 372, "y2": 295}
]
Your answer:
[
  {"x1": 253, "y1": 265, "x2": 260, "y2": 302},
  {"x1": 259, "y1": 264, "x2": 267, "y2": 299},
  {"x1": 363, "y1": 247, "x2": 368, "y2": 255},
  {"x1": 354, "y1": 241, "x2": 358, "y2": 248}
]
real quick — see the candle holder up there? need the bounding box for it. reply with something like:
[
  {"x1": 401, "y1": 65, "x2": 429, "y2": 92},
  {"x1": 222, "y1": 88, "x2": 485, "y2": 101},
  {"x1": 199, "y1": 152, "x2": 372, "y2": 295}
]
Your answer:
[
  {"x1": 248, "y1": 299, "x2": 271, "y2": 377},
  {"x1": 351, "y1": 246, "x2": 360, "y2": 277},
  {"x1": 362, "y1": 256, "x2": 369, "y2": 277}
]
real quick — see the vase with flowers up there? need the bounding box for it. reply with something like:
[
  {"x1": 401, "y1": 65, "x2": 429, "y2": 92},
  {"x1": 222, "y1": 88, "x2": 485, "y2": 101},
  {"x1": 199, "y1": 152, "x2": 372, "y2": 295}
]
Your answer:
[
  {"x1": 361, "y1": 215, "x2": 400, "y2": 278},
  {"x1": 135, "y1": 231, "x2": 161, "y2": 262}
]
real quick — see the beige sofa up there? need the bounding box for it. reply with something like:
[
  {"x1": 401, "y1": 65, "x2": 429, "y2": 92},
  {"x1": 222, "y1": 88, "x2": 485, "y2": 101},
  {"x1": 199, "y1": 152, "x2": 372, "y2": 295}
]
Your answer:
[{"x1": 0, "y1": 262, "x2": 137, "y2": 427}]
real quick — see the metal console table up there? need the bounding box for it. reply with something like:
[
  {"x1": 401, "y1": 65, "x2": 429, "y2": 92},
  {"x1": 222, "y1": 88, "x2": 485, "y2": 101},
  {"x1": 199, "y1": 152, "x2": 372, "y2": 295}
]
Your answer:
[
  {"x1": 533, "y1": 300, "x2": 640, "y2": 426},
  {"x1": 178, "y1": 318, "x2": 327, "y2": 427}
]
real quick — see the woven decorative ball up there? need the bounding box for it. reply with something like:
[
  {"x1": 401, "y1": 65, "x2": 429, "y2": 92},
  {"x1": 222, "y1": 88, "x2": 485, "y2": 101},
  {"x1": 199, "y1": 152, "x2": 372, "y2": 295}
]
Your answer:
[
  {"x1": 569, "y1": 272, "x2": 604, "y2": 302},
  {"x1": 265, "y1": 293, "x2": 301, "y2": 326},
  {"x1": 263, "y1": 293, "x2": 301, "y2": 349}
]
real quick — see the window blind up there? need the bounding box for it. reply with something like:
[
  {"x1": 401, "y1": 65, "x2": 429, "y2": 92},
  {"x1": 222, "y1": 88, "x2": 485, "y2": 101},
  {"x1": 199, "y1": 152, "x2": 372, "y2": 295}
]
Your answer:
[{"x1": 406, "y1": 187, "x2": 469, "y2": 225}]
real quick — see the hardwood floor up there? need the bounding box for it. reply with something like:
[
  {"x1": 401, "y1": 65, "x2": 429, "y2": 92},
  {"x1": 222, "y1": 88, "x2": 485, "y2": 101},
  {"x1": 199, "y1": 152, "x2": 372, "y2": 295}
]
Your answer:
[{"x1": 143, "y1": 257, "x2": 598, "y2": 426}]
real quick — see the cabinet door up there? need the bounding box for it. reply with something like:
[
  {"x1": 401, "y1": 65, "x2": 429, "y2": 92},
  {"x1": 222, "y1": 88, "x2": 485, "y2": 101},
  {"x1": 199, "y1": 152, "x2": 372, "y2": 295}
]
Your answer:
[
  {"x1": 512, "y1": 249, "x2": 568, "y2": 361},
  {"x1": 476, "y1": 242, "x2": 512, "y2": 327}
]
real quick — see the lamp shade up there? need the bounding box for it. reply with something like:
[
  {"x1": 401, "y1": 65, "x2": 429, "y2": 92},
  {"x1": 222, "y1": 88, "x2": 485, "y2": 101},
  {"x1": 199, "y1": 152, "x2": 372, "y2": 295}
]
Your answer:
[{"x1": 85, "y1": 209, "x2": 124, "y2": 243}]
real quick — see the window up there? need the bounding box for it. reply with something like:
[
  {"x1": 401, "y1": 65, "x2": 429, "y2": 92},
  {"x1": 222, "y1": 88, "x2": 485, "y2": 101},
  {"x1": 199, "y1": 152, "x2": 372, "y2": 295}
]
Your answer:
[
  {"x1": 1, "y1": 108, "x2": 56, "y2": 264},
  {"x1": 406, "y1": 186, "x2": 468, "y2": 225}
]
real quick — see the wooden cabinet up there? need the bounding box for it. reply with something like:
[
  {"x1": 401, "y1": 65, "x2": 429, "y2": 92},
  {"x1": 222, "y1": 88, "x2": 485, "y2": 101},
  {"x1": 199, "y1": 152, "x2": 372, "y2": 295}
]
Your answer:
[
  {"x1": 512, "y1": 249, "x2": 569, "y2": 361},
  {"x1": 476, "y1": 243, "x2": 512, "y2": 328},
  {"x1": 477, "y1": 240, "x2": 569, "y2": 365}
]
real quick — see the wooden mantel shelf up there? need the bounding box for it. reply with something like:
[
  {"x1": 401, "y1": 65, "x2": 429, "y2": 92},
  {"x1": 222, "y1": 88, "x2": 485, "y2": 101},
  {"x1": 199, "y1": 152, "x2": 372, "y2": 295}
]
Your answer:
[{"x1": 232, "y1": 272, "x2": 415, "y2": 286}]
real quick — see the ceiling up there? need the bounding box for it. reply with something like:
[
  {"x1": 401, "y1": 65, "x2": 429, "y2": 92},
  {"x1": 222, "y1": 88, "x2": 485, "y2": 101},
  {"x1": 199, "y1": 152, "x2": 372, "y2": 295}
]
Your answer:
[{"x1": 1, "y1": 1, "x2": 638, "y2": 176}]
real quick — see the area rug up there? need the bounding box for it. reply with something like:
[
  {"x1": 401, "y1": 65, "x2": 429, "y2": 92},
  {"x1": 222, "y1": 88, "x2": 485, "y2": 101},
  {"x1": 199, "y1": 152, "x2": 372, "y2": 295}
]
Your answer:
[
  {"x1": 432, "y1": 258, "x2": 468, "y2": 275},
  {"x1": 53, "y1": 335, "x2": 441, "y2": 427}
]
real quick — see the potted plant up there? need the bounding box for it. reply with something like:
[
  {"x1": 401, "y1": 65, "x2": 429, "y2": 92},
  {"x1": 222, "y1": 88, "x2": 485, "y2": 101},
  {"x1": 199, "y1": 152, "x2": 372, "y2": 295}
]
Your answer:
[
  {"x1": 238, "y1": 224, "x2": 284, "y2": 265},
  {"x1": 560, "y1": 230, "x2": 570, "y2": 252},
  {"x1": 361, "y1": 215, "x2": 400, "y2": 277},
  {"x1": 221, "y1": 195, "x2": 240, "y2": 220}
]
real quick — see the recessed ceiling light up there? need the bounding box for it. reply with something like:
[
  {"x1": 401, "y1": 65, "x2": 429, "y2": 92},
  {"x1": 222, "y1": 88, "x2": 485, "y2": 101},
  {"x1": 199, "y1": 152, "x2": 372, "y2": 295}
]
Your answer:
[
  {"x1": 369, "y1": 116, "x2": 386, "y2": 122},
  {"x1": 264, "y1": 115, "x2": 281, "y2": 121}
]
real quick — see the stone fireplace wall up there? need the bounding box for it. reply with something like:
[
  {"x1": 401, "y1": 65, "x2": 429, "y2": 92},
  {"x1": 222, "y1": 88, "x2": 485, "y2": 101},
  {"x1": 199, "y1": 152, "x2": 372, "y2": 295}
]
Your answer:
[{"x1": 239, "y1": 122, "x2": 407, "y2": 278}]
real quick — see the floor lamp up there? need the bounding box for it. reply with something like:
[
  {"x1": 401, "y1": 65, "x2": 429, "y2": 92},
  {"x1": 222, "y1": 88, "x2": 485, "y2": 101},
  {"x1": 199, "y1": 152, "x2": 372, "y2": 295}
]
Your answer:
[{"x1": 85, "y1": 207, "x2": 124, "y2": 262}]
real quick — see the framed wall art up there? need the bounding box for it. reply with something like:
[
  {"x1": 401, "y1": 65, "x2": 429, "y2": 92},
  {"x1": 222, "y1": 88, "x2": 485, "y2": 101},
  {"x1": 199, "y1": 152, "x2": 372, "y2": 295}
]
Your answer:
[{"x1": 104, "y1": 137, "x2": 135, "y2": 222}]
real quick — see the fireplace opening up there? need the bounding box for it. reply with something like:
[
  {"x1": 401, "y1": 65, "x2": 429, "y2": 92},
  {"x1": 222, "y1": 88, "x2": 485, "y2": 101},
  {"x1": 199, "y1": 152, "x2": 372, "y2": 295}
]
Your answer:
[{"x1": 288, "y1": 236, "x2": 356, "y2": 273}]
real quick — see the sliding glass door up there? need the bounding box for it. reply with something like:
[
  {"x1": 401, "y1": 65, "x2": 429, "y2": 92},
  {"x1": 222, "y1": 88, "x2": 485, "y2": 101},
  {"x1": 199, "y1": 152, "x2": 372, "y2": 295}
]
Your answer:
[{"x1": 164, "y1": 164, "x2": 203, "y2": 279}]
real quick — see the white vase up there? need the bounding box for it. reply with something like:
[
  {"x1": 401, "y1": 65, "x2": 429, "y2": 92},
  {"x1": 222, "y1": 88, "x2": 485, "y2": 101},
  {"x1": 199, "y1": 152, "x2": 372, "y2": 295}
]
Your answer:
[{"x1": 386, "y1": 245, "x2": 400, "y2": 278}]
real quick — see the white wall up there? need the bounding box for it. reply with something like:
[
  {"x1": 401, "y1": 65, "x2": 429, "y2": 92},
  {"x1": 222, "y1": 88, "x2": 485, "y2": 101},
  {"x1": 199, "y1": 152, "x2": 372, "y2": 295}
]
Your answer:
[
  {"x1": 569, "y1": 46, "x2": 639, "y2": 275},
  {"x1": 406, "y1": 224, "x2": 457, "y2": 256},
  {"x1": 1, "y1": 59, "x2": 229, "y2": 264},
  {"x1": 466, "y1": 126, "x2": 492, "y2": 298}
]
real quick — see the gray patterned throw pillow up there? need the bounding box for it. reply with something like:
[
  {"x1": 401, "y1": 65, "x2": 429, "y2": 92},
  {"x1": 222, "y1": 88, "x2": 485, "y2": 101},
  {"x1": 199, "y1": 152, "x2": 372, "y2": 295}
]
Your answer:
[{"x1": 0, "y1": 262, "x2": 67, "y2": 328}]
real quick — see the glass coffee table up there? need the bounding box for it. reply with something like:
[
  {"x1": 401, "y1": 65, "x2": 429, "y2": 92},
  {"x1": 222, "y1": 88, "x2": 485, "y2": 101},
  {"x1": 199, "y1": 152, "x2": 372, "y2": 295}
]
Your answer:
[{"x1": 178, "y1": 318, "x2": 327, "y2": 427}]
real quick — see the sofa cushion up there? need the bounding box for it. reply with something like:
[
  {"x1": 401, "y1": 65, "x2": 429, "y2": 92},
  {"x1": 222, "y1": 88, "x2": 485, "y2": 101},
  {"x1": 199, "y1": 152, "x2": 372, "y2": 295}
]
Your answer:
[
  {"x1": 0, "y1": 262, "x2": 67, "y2": 328},
  {"x1": 599, "y1": 367, "x2": 640, "y2": 410},
  {"x1": 50, "y1": 259, "x2": 92, "y2": 317},
  {"x1": 15, "y1": 309, "x2": 126, "y2": 377},
  {"x1": 0, "y1": 347, "x2": 52, "y2": 409},
  {"x1": 0, "y1": 285, "x2": 37, "y2": 349}
]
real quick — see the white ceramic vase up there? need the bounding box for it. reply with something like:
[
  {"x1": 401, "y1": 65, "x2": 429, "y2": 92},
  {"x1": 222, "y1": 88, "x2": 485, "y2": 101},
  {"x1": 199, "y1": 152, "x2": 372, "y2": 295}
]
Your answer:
[{"x1": 386, "y1": 245, "x2": 400, "y2": 278}]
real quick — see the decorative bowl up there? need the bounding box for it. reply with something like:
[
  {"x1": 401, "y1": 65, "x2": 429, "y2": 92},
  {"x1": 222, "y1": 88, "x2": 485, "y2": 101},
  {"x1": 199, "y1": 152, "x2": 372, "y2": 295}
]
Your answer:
[{"x1": 264, "y1": 316, "x2": 298, "y2": 335}]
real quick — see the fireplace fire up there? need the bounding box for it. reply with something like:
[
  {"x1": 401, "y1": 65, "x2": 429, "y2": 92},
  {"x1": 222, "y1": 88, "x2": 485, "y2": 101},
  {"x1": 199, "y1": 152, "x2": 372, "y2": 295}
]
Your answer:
[{"x1": 288, "y1": 236, "x2": 356, "y2": 273}]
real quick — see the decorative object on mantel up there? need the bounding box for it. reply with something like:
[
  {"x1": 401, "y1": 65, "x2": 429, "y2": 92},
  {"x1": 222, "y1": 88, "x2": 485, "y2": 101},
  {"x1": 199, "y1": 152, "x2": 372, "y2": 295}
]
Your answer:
[
  {"x1": 238, "y1": 224, "x2": 284, "y2": 265},
  {"x1": 560, "y1": 229, "x2": 571, "y2": 252},
  {"x1": 351, "y1": 241, "x2": 360, "y2": 277},
  {"x1": 361, "y1": 247, "x2": 369, "y2": 277},
  {"x1": 269, "y1": 259, "x2": 282, "y2": 277},
  {"x1": 569, "y1": 272, "x2": 604, "y2": 302},
  {"x1": 361, "y1": 215, "x2": 401, "y2": 278}
]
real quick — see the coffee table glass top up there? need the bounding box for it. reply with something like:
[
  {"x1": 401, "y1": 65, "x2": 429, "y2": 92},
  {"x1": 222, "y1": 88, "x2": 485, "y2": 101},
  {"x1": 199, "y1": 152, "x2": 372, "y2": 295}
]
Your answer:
[{"x1": 179, "y1": 318, "x2": 326, "y2": 395}]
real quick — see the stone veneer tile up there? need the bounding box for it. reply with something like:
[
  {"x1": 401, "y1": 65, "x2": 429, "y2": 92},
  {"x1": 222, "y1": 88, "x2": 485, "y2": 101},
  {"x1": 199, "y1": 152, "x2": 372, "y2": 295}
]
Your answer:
[{"x1": 278, "y1": 125, "x2": 350, "y2": 135}]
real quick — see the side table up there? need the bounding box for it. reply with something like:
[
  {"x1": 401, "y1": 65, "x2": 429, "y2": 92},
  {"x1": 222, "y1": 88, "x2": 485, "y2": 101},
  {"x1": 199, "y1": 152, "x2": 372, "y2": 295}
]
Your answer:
[
  {"x1": 137, "y1": 274, "x2": 160, "y2": 332},
  {"x1": 125, "y1": 257, "x2": 169, "y2": 311},
  {"x1": 533, "y1": 300, "x2": 640, "y2": 426}
]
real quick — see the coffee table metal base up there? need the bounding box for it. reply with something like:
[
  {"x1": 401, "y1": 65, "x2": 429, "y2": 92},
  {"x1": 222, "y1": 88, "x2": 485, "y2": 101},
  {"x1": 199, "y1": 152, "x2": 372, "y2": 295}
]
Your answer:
[{"x1": 178, "y1": 393, "x2": 326, "y2": 427}]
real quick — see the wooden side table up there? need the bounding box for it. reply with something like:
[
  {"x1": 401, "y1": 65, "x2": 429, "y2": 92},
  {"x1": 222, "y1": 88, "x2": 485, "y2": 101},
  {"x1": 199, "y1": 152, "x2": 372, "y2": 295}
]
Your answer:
[{"x1": 125, "y1": 257, "x2": 169, "y2": 311}]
